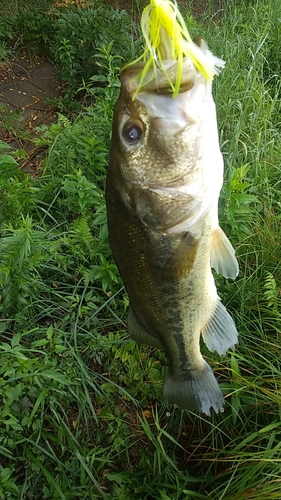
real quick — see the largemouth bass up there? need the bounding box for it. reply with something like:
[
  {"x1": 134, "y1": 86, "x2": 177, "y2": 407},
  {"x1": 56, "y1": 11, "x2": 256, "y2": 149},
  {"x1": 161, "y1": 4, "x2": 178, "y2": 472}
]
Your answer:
[{"x1": 106, "y1": 40, "x2": 239, "y2": 415}]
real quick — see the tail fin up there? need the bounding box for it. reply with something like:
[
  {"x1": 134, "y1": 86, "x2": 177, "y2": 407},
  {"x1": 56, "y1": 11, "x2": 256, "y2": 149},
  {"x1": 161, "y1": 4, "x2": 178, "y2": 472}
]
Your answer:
[{"x1": 163, "y1": 361, "x2": 224, "y2": 416}]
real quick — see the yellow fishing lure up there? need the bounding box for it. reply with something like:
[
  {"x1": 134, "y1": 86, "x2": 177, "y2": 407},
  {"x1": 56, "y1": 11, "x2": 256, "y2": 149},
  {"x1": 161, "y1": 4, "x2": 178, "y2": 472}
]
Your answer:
[{"x1": 130, "y1": 0, "x2": 219, "y2": 99}]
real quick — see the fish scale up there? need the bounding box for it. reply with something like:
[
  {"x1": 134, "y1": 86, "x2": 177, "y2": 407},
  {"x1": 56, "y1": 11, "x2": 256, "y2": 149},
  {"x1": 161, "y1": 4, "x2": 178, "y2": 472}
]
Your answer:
[{"x1": 106, "y1": 43, "x2": 239, "y2": 415}]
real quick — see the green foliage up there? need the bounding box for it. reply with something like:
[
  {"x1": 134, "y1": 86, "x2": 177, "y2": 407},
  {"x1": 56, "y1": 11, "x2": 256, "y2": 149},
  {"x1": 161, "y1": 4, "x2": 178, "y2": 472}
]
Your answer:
[
  {"x1": 60, "y1": 169, "x2": 103, "y2": 213},
  {"x1": 0, "y1": 0, "x2": 54, "y2": 12},
  {"x1": 88, "y1": 331, "x2": 165, "y2": 400},
  {"x1": 0, "y1": 1, "x2": 139, "y2": 94},
  {"x1": 78, "y1": 42, "x2": 123, "y2": 105},
  {"x1": 51, "y1": 5, "x2": 138, "y2": 84},
  {"x1": 220, "y1": 163, "x2": 261, "y2": 240},
  {"x1": 0, "y1": 215, "x2": 48, "y2": 314},
  {"x1": 9, "y1": 11, "x2": 54, "y2": 54},
  {"x1": 1, "y1": 0, "x2": 281, "y2": 499},
  {"x1": 0, "y1": 15, "x2": 14, "y2": 42},
  {"x1": 0, "y1": 143, "x2": 37, "y2": 225},
  {"x1": 0, "y1": 326, "x2": 109, "y2": 499},
  {"x1": 0, "y1": 142, "x2": 17, "y2": 178},
  {"x1": 0, "y1": 42, "x2": 12, "y2": 62},
  {"x1": 37, "y1": 112, "x2": 109, "y2": 182},
  {"x1": 263, "y1": 271, "x2": 280, "y2": 313},
  {"x1": 0, "y1": 105, "x2": 25, "y2": 137}
]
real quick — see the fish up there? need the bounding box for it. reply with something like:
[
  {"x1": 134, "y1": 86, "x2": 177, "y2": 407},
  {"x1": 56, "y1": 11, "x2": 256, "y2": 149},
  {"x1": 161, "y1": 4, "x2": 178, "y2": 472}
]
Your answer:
[{"x1": 105, "y1": 39, "x2": 239, "y2": 415}]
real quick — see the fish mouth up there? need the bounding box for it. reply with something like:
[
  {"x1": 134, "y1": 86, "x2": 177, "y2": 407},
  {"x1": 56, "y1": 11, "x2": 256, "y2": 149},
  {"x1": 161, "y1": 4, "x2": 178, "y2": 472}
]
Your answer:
[
  {"x1": 119, "y1": 56, "x2": 208, "y2": 137},
  {"x1": 120, "y1": 57, "x2": 197, "y2": 96},
  {"x1": 120, "y1": 35, "x2": 224, "y2": 99}
]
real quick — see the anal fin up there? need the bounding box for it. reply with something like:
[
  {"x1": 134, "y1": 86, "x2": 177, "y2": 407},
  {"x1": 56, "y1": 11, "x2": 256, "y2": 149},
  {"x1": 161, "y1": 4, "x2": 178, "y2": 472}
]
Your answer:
[
  {"x1": 128, "y1": 307, "x2": 164, "y2": 349},
  {"x1": 202, "y1": 300, "x2": 238, "y2": 355},
  {"x1": 211, "y1": 226, "x2": 239, "y2": 279}
]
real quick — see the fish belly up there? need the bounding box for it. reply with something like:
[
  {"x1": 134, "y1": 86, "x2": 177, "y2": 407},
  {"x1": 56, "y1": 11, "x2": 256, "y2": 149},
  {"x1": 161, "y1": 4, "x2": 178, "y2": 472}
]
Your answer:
[{"x1": 106, "y1": 178, "x2": 237, "y2": 415}]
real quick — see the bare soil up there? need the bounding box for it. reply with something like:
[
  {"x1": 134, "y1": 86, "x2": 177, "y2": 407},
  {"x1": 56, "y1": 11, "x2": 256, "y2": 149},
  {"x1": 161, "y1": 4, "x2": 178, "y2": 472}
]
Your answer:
[{"x1": 0, "y1": 58, "x2": 61, "y2": 174}]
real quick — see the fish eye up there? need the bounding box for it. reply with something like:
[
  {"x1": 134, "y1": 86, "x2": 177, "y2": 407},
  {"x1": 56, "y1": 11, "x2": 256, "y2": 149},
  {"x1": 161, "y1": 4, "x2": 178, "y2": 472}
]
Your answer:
[{"x1": 122, "y1": 120, "x2": 143, "y2": 145}]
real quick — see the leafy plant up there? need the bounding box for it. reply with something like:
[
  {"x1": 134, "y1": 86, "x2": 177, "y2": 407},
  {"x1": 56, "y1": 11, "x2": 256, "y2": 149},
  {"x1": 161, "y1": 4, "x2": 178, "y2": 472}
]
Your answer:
[
  {"x1": 60, "y1": 168, "x2": 103, "y2": 214},
  {"x1": 0, "y1": 143, "x2": 37, "y2": 226},
  {"x1": 263, "y1": 271, "x2": 280, "y2": 313},
  {"x1": 51, "y1": 3, "x2": 138, "y2": 84},
  {"x1": 1, "y1": 1, "x2": 281, "y2": 499},
  {"x1": 220, "y1": 162, "x2": 261, "y2": 239}
]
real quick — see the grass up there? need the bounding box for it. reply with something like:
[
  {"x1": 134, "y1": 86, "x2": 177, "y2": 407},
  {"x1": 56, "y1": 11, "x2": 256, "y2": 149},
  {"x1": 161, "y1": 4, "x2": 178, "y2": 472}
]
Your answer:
[{"x1": 0, "y1": 0, "x2": 281, "y2": 498}]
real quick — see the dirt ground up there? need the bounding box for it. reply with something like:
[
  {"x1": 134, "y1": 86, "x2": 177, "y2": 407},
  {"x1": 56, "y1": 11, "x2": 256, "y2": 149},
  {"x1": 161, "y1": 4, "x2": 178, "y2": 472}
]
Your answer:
[
  {"x1": 0, "y1": 0, "x2": 224, "y2": 174},
  {"x1": 0, "y1": 58, "x2": 61, "y2": 174}
]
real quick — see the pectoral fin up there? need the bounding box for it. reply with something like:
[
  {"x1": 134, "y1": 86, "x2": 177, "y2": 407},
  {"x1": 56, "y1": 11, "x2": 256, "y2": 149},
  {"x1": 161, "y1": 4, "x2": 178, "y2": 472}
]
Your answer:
[
  {"x1": 162, "y1": 233, "x2": 200, "y2": 279},
  {"x1": 128, "y1": 307, "x2": 164, "y2": 349},
  {"x1": 202, "y1": 300, "x2": 238, "y2": 355},
  {"x1": 211, "y1": 227, "x2": 239, "y2": 279}
]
